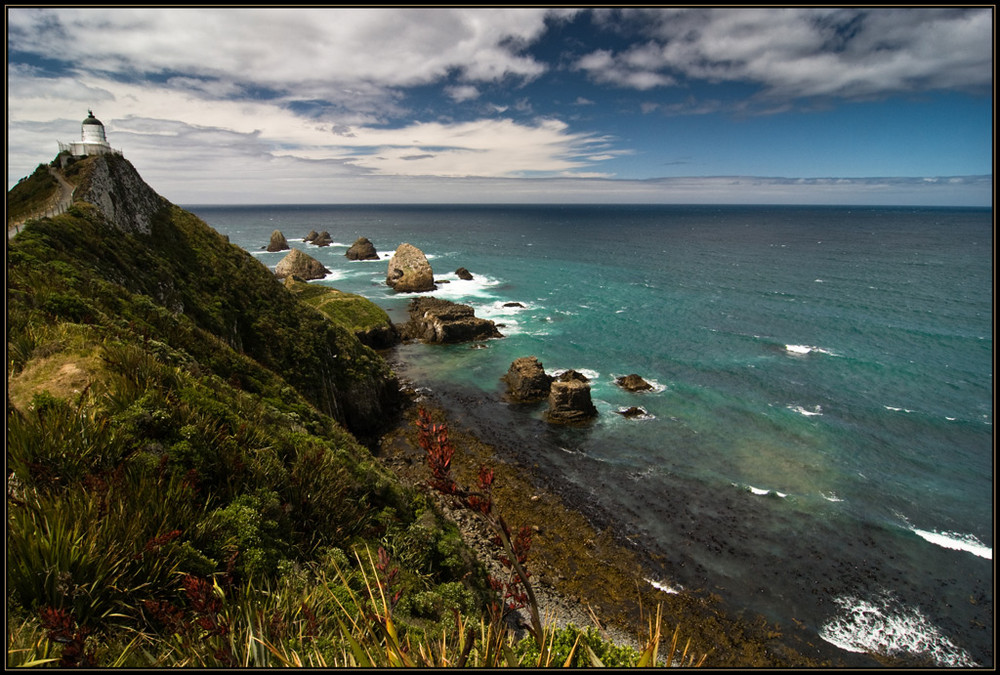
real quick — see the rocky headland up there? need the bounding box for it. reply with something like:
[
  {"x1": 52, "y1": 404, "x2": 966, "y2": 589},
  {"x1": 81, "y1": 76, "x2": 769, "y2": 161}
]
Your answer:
[{"x1": 7, "y1": 151, "x2": 848, "y2": 667}]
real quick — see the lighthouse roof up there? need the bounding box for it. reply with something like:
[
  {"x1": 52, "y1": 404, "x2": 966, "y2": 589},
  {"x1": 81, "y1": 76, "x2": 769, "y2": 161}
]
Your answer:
[{"x1": 82, "y1": 110, "x2": 104, "y2": 126}]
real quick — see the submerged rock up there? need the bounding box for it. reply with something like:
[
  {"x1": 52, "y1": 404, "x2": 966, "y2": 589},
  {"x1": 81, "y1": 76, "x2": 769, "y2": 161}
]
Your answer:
[
  {"x1": 616, "y1": 374, "x2": 653, "y2": 392},
  {"x1": 503, "y1": 356, "x2": 554, "y2": 402},
  {"x1": 386, "y1": 243, "x2": 435, "y2": 292},
  {"x1": 266, "y1": 229, "x2": 289, "y2": 252},
  {"x1": 546, "y1": 370, "x2": 598, "y2": 424},
  {"x1": 616, "y1": 406, "x2": 648, "y2": 418},
  {"x1": 346, "y1": 236, "x2": 379, "y2": 261},
  {"x1": 400, "y1": 297, "x2": 502, "y2": 344},
  {"x1": 274, "y1": 248, "x2": 330, "y2": 280}
]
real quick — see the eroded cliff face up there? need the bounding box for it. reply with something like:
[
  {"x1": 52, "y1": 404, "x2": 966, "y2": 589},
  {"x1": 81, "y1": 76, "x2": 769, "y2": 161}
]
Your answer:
[{"x1": 74, "y1": 154, "x2": 167, "y2": 235}]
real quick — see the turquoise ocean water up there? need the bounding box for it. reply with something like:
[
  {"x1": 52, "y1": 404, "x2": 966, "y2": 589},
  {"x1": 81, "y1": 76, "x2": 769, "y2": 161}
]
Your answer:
[{"x1": 188, "y1": 204, "x2": 993, "y2": 666}]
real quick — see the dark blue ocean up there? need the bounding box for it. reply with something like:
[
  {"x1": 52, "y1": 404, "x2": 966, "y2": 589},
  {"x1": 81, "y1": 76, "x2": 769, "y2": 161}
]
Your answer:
[{"x1": 187, "y1": 204, "x2": 993, "y2": 667}]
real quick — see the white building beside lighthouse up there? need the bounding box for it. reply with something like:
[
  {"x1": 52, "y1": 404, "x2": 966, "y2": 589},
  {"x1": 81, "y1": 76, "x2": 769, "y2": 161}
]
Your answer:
[{"x1": 58, "y1": 110, "x2": 121, "y2": 157}]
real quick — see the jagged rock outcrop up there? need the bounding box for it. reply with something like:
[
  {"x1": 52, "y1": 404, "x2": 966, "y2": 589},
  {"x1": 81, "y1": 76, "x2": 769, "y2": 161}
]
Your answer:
[
  {"x1": 312, "y1": 231, "x2": 333, "y2": 247},
  {"x1": 346, "y1": 237, "x2": 379, "y2": 261},
  {"x1": 267, "y1": 229, "x2": 289, "y2": 252},
  {"x1": 386, "y1": 243, "x2": 435, "y2": 292},
  {"x1": 304, "y1": 230, "x2": 319, "y2": 243},
  {"x1": 74, "y1": 154, "x2": 167, "y2": 235},
  {"x1": 502, "y1": 356, "x2": 553, "y2": 402},
  {"x1": 274, "y1": 248, "x2": 330, "y2": 280},
  {"x1": 546, "y1": 370, "x2": 598, "y2": 424},
  {"x1": 616, "y1": 374, "x2": 653, "y2": 392},
  {"x1": 456, "y1": 267, "x2": 474, "y2": 280},
  {"x1": 399, "y1": 297, "x2": 502, "y2": 344}
]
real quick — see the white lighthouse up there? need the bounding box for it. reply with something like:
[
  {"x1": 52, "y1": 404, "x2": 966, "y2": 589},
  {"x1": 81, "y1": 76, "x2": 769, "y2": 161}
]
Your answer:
[{"x1": 58, "y1": 110, "x2": 120, "y2": 157}]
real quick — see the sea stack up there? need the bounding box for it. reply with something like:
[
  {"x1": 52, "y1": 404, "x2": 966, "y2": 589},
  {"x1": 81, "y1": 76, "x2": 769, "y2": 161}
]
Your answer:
[
  {"x1": 546, "y1": 370, "x2": 598, "y2": 424},
  {"x1": 274, "y1": 248, "x2": 330, "y2": 280},
  {"x1": 386, "y1": 243, "x2": 435, "y2": 292},
  {"x1": 502, "y1": 356, "x2": 554, "y2": 402},
  {"x1": 312, "y1": 231, "x2": 333, "y2": 247},
  {"x1": 346, "y1": 237, "x2": 379, "y2": 261},
  {"x1": 266, "y1": 230, "x2": 289, "y2": 252}
]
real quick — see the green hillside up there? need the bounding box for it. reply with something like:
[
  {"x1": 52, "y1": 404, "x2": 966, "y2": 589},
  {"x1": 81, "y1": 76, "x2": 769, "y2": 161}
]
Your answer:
[{"x1": 6, "y1": 155, "x2": 500, "y2": 666}]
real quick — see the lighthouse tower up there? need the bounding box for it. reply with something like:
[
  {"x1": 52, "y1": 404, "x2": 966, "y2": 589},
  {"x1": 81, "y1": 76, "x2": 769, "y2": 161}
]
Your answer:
[{"x1": 58, "y1": 110, "x2": 119, "y2": 157}]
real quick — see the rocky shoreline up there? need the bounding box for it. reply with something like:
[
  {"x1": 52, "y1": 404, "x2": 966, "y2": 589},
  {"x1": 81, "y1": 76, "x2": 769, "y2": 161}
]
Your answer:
[{"x1": 373, "y1": 369, "x2": 866, "y2": 667}]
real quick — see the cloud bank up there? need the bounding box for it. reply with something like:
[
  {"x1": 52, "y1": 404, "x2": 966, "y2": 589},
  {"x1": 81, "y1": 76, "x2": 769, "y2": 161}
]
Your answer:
[{"x1": 6, "y1": 8, "x2": 992, "y2": 206}]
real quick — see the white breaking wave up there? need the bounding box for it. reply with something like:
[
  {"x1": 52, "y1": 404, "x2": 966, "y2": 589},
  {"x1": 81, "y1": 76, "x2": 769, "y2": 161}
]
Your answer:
[
  {"x1": 645, "y1": 578, "x2": 682, "y2": 595},
  {"x1": 429, "y1": 273, "x2": 504, "y2": 301},
  {"x1": 548, "y1": 368, "x2": 601, "y2": 382},
  {"x1": 736, "y1": 483, "x2": 788, "y2": 498},
  {"x1": 785, "y1": 344, "x2": 838, "y2": 357},
  {"x1": 306, "y1": 269, "x2": 347, "y2": 283},
  {"x1": 911, "y1": 528, "x2": 992, "y2": 560},
  {"x1": 788, "y1": 404, "x2": 823, "y2": 417},
  {"x1": 819, "y1": 593, "x2": 978, "y2": 667}
]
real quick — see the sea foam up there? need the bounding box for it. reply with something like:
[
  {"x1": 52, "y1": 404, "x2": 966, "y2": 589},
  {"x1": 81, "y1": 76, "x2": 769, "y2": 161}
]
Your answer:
[
  {"x1": 735, "y1": 483, "x2": 787, "y2": 498},
  {"x1": 548, "y1": 368, "x2": 601, "y2": 382},
  {"x1": 911, "y1": 528, "x2": 992, "y2": 560},
  {"x1": 645, "y1": 578, "x2": 682, "y2": 595},
  {"x1": 785, "y1": 344, "x2": 838, "y2": 357},
  {"x1": 819, "y1": 593, "x2": 978, "y2": 667},
  {"x1": 788, "y1": 404, "x2": 823, "y2": 417}
]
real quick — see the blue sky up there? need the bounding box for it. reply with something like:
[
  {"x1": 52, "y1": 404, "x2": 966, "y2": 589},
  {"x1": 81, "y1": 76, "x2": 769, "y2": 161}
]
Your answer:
[{"x1": 6, "y1": 7, "x2": 993, "y2": 205}]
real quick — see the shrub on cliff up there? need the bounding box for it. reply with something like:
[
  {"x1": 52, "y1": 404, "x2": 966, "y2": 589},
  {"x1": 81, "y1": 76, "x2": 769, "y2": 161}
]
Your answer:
[{"x1": 7, "y1": 163, "x2": 59, "y2": 223}]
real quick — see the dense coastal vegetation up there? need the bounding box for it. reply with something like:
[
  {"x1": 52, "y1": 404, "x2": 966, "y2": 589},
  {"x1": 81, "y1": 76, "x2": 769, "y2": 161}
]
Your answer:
[{"x1": 7, "y1": 154, "x2": 839, "y2": 667}]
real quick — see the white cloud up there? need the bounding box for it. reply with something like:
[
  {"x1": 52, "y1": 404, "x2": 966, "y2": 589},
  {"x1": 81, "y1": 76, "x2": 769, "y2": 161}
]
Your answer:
[
  {"x1": 445, "y1": 85, "x2": 480, "y2": 103},
  {"x1": 577, "y1": 8, "x2": 992, "y2": 99},
  {"x1": 6, "y1": 7, "x2": 989, "y2": 206},
  {"x1": 7, "y1": 7, "x2": 555, "y2": 94},
  {"x1": 6, "y1": 67, "x2": 612, "y2": 187},
  {"x1": 274, "y1": 118, "x2": 611, "y2": 178}
]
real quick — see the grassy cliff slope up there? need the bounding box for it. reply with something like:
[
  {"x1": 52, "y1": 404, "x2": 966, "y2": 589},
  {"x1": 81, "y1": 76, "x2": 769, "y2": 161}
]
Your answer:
[{"x1": 6, "y1": 155, "x2": 492, "y2": 666}]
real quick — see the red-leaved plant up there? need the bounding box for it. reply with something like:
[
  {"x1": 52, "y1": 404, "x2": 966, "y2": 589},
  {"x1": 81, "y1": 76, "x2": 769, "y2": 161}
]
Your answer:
[{"x1": 417, "y1": 408, "x2": 543, "y2": 645}]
